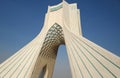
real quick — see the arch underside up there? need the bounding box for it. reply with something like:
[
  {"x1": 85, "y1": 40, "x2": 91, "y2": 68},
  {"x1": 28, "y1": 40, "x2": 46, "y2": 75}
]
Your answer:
[
  {"x1": 31, "y1": 23, "x2": 64, "y2": 78},
  {"x1": 0, "y1": 23, "x2": 120, "y2": 78}
]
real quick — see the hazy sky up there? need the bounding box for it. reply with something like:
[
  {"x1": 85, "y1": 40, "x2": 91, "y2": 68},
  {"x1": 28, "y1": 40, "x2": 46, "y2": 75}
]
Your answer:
[{"x1": 0, "y1": 0, "x2": 120, "y2": 78}]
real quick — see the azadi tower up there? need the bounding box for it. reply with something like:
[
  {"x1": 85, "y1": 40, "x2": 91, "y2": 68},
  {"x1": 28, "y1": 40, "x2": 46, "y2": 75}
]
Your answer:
[{"x1": 0, "y1": 0, "x2": 120, "y2": 78}]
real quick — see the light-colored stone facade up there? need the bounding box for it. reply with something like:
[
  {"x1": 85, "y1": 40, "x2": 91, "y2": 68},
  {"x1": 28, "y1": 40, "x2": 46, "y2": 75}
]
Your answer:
[{"x1": 0, "y1": 1, "x2": 120, "y2": 78}]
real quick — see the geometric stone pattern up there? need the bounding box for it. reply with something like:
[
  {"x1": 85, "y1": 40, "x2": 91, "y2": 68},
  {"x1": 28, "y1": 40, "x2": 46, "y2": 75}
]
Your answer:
[
  {"x1": 31, "y1": 23, "x2": 64, "y2": 78},
  {"x1": 39, "y1": 23, "x2": 64, "y2": 59}
]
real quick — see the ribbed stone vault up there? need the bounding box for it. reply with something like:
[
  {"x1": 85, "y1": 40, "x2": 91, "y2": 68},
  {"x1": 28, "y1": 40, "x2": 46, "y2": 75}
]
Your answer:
[
  {"x1": 39, "y1": 23, "x2": 64, "y2": 59},
  {"x1": 31, "y1": 23, "x2": 65, "y2": 78}
]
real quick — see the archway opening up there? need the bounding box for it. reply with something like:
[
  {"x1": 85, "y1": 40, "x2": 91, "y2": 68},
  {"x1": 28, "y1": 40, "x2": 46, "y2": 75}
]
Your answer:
[
  {"x1": 39, "y1": 65, "x2": 47, "y2": 78},
  {"x1": 52, "y1": 45, "x2": 72, "y2": 78}
]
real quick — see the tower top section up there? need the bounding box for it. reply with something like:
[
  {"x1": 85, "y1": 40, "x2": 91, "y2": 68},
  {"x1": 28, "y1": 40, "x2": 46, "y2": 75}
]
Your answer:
[
  {"x1": 45, "y1": 1, "x2": 82, "y2": 36},
  {"x1": 49, "y1": 2, "x2": 63, "y2": 12},
  {"x1": 48, "y1": 0, "x2": 65, "y2": 12}
]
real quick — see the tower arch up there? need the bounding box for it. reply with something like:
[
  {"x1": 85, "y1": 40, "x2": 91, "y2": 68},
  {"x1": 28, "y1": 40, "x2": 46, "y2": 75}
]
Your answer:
[
  {"x1": 31, "y1": 23, "x2": 65, "y2": 78},
  {"x1": 0, "y1": 1, "x2": 120, "y2": 78}
]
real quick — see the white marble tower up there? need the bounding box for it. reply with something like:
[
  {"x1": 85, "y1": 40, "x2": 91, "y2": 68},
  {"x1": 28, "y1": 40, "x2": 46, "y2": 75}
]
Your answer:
[{"x1": 0, "y1": 1, "x2": 120, "y2": 78}]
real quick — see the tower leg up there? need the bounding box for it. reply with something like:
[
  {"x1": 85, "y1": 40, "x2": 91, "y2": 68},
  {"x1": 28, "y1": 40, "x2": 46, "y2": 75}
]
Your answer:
[{"x1": 31, "y1": 56, "x2": 55, "y2": 78}]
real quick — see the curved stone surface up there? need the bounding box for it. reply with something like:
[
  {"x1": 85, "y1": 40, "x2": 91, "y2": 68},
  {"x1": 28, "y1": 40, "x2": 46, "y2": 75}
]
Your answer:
[
  {"x1": 31, "y1": 23, "x2": 64, "y2": 78},
  {"x1": 0, "y1": 1, "x2": 120, "y2": 78}
]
